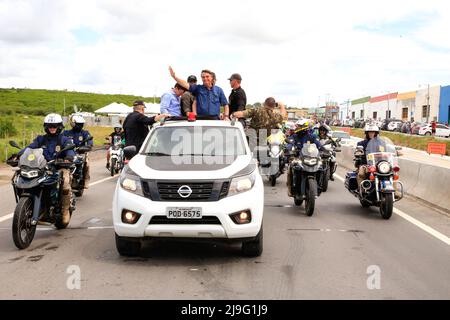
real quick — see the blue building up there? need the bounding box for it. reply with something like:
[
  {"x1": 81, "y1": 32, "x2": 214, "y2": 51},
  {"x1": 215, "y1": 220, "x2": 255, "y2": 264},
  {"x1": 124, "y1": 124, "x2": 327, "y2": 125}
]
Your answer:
[{"x1": 439, "y1": 86, "x2": 450, "y2": 125}]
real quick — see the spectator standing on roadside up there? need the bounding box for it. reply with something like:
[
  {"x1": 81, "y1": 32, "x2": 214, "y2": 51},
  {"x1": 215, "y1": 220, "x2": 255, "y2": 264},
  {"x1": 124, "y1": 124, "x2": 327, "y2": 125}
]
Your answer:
[
  {"x1": 160, "y1": 84, "x2": 187, "y2": 116},
  {"x1": 169, "y1": 66, "x2": 230, "y2": 120},
  {"x1": 180, "y1": 75, "x2": 197, "y2": 116},
  {"x1": 431, "y1": 120, "x2": 437, "y2": 136},
  {"x1": 228, "y1": 73, "x2": 247, "y2": 127}
]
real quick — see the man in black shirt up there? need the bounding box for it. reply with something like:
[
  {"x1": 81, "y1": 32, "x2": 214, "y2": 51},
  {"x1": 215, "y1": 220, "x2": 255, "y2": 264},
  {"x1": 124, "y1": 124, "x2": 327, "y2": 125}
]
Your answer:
[
  {"x1": 122, "y1": 100, "x2": 169, "y2": 152},
  {"x1": 180, "y1": 75, "x2": 197, "y2": 116},
  {"x1": 228, "y1": 73, "x2": 247, "y2": 127}
]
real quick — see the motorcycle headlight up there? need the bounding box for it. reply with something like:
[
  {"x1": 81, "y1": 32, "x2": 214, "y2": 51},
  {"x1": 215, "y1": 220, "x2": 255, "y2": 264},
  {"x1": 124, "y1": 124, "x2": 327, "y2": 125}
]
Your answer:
[
  {"x1": 228, "y1": 170, "x2": 257, "y2": 197},
  {"x1": 303, "y1": 158, "x2": 318, "y2": 166},
  {"x1": 119, "y1": 167, "x2": 144, "y2": 196},
  {"x1": 21, "y1": 169, "x2": 40, "y2": 178},
  {"x1": 377, "y1": 161, "x2": 391, "y2": 174}
]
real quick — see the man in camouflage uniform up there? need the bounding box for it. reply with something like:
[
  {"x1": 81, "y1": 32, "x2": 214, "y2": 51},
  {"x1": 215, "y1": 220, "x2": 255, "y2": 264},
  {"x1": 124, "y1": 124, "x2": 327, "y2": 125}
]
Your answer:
[
  {"x1": 232, "y1": 97, "x2": 287, "y2": 145},
  {"x1": 233, "y1": 97, "x2": 287, "y2": 160}
]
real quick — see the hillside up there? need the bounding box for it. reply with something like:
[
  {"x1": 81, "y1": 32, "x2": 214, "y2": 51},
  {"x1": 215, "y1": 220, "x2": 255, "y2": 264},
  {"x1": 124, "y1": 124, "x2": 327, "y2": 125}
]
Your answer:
[{"x1": 0, "y1": 88, "x2": 160, "y2": 115}]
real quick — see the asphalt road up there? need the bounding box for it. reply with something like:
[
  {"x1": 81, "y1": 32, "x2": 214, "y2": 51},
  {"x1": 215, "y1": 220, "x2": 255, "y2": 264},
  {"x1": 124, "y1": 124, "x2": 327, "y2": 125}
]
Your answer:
[{"x1": 0, "y1": 153, "x2": 449, "y2": 299}]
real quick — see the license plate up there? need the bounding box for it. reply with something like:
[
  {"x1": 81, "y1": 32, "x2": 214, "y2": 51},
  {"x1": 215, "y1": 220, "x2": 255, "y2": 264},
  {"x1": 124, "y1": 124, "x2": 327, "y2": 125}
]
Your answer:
[{"x1": 166, "y1": 207, "x2": 202, "y2": 219}]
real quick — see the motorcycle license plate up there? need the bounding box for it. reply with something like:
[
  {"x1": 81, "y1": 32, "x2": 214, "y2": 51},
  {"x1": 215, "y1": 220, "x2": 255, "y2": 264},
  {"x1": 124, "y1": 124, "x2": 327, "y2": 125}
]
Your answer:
[{"x1": 166, "y1": 207, "x2": 202, "y2": 219}]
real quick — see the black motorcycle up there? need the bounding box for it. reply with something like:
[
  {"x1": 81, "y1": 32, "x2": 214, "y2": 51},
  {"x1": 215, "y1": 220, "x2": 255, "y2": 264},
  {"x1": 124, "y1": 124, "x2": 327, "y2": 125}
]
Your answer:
[
  {"x1": 7, "y1": 141, "x2": 76, "y2": 249},
  {"x1": 318, "y1": 138, "x2": 341, "y2": 192},
  {"x1": 344, "y1": 137, "x2": 404, "y2": 219},
  {"x1": 287, "y1": 140, "x2": 322, "y2": 216},
  {"x1": 71, "y1": 137, "x2": 93, "y2": 197}
]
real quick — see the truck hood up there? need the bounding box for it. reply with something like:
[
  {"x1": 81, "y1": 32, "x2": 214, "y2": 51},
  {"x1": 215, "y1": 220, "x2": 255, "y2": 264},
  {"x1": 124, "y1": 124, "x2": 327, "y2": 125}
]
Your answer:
[{"x1": 129, "y1": 154, "x2": 255, "y2": 180}]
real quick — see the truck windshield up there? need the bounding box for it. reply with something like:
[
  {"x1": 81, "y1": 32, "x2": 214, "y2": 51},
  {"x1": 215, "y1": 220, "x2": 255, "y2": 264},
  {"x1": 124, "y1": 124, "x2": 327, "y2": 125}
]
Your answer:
[{"x1": 143, "y1": 126, "x2": 247, "y2": 157}]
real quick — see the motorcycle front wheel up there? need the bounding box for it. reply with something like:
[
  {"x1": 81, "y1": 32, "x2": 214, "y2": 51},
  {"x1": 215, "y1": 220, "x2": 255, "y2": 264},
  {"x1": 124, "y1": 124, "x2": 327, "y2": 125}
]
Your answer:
[
  {"x1": 12, "y1": 197, "x2": 36, "y2": 249},
  {"x1": 305, "y1": 178, "x2": 317, "y2": 216},
  {"x1": 110, "y1": 158, "x2": 116, "y2": 177},
  {"x1": 270, "y1": 175, "x2": 277, "y2": 186},
  {"x1": 322, "y1": 167, "x2": 330, "y2": 192},
  {"x1": 379, "y1": 193, "x2": 394, "y2": 220}
]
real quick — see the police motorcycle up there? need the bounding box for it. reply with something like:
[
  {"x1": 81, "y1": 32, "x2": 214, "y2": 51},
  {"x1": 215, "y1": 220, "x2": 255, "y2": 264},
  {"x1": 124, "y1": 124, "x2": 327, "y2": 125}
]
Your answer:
[
  {"x1": 6, "y1": 141, "x2": 77, "y2": 249},
  {"x1": 261, "y1": 129, "x2": 287, "y2": 186},
  {"x1": 286, "y1": 139, "x2": 323, "y2": 216},
  {"x1": 318, "y1": 136, "x2": 341, "y2": 192},
  {"x1": 344, "y1": 136, "x2": 404, "y2": 219},
  {"x1": 109, "y1": 134, "x2": 124, "y2": 176},
  {"x1": 71, "y1": 136, "x2": 93, "y2": 197}
]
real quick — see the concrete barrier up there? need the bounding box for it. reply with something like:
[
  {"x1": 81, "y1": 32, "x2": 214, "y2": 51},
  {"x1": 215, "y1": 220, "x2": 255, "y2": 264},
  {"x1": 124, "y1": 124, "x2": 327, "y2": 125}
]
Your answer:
[{"x1": 337, "y1": 145, "x2": 450, "y2": 212}]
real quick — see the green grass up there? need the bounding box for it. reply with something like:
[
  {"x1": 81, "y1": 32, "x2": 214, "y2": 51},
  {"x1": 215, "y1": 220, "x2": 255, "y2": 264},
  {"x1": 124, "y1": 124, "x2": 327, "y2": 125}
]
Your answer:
[
  {"x1": 0, "y1": 114, "x2": 114, "y2": 162},
  {"x1": 0, "y1": 88, "x2": 159, "y2": 116}
]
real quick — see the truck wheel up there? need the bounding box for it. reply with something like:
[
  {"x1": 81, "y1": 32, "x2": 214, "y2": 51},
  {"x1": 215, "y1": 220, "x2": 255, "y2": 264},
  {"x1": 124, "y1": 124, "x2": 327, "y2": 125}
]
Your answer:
[
  {"x1": 241, "y1": 226, "x2": 263, "y2": 257},
  {"x1": 115, "y1": 233, "x2": 142, "y2": 256}
]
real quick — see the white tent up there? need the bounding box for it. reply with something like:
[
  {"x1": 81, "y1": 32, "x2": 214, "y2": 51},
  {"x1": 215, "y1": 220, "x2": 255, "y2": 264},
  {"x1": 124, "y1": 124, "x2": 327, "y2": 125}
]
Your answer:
[
  {"x1": 94, "y1": 102, "x2": 132, "y2": 114},
  {"x1": 144, "y1": 102, "x2": 161, "y2": 115}
]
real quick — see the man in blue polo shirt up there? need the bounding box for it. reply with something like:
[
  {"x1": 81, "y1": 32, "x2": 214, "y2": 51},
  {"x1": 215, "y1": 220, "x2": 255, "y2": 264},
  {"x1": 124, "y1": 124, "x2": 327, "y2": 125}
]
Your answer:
[
  {"x1": 160, "y1": 83, "x2": 187, "y2": 116},
  {"x1": 169, "y1": 66, "x2": 230, "y2": 119}
]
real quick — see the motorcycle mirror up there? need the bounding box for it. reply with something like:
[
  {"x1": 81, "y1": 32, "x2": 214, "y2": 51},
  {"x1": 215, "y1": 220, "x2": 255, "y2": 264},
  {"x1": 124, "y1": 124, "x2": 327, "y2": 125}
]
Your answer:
[
  {"x1": 9, "y1": 140, "x2": 21, "y2": 149},
  {"x1": 123, "y1": 146, "x2": 137, "y2": 159}
]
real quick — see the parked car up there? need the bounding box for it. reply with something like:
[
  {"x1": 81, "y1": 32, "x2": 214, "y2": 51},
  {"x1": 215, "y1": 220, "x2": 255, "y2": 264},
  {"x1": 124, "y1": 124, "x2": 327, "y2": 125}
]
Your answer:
[
  {"x1": 387, "y1": 120, "x2": 403, "y2": 132},
  {"x1": 418, "y1": 123, "x2": 450, "y2": 137},
  {"x1": 330, "y1": 130, "x2": 353, "y2": 146},
  {"x1": 411, "y1": 122, "x2": 426, "y2": 135}
]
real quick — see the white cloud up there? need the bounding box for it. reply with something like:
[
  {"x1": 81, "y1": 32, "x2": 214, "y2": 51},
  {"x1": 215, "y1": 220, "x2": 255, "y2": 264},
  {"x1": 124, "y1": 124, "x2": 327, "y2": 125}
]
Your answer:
[{"x1": 0, "y1": 0, "x2": 449, "y2": 106}]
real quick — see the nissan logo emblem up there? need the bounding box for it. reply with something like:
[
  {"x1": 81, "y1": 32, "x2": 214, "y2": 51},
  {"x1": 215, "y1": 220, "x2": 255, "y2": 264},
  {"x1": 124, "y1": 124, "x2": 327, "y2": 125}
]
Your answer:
[{"x1": 177, "y1": 185, "x2": 192, "y2": 198}]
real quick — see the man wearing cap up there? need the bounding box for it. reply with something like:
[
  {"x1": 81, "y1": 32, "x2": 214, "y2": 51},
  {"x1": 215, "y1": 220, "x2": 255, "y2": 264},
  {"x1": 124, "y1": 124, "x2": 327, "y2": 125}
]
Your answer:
[
  {"x1": 122, "y1": 100, "x2": 170, "y2": 152},
  {"x1": 169, "y1": 66, "x2": 229, "y2": 120},
  {"x1": 180, "y1": 75, "x2": 197, "y2": 116},
  {"x1": 228, "y1": 73, "x2": 247, "y2": 127},
  {"x1": 160, "y1": 83, "x2": 187, "y2": 116}
]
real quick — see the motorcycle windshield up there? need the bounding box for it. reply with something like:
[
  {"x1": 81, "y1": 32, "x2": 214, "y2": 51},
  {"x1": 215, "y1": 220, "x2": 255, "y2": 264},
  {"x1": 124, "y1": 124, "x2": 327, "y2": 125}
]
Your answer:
[
  {"x1": 366, "y1": 136, "x2": 396, "y2": 154},
  {"x1": 301, "y1": 142, "x2": 319, "y2": 158},
  {"x1": 113, "y1": 136, "x2": 122, "y2": 146},
  {"x1": 367, "y1": 152, "x2": 396, "y2": 167},
  {"x1": 19, "y1": 148, "x2": 47, "y2": 169},
  {"x1": 267, "y1": 130, "x2": 285, "y2": 146}
]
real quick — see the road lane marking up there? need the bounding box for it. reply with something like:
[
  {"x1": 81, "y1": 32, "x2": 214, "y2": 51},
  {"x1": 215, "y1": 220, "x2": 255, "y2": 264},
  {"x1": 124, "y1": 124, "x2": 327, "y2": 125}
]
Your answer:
[
  {"x1": 334, "y1": 173, "x2": 450, "y2": 246},
  {"x1": 0, "y1": 176, "x2": 117, "y2": 222},
  {"x1": 0, "y1": 213, "x2": 13, "y2": 223}
]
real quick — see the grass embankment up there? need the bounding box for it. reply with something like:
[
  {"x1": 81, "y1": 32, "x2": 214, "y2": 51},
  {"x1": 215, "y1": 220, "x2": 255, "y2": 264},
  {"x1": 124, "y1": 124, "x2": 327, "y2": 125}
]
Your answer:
[
  {"x1": 348, "y1": 128, "x2": 450, "y2": 156},
  {"x1": 0, "y1": 114, "x2": 114, "y2": 162},
  {"x1": 0, "y1": 88, "x2": 158, "y2": 115}
]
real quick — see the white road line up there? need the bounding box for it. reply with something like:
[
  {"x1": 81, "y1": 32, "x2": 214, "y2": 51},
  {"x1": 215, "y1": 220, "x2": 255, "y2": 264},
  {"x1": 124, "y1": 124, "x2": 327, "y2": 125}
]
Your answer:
[
  {"x1": 334, "y1": 173, "x2": 450, "y2": 246},
  {"x1": 0, "y1": 176, "x2": 117, "y2": 222},
  {"x1": 0, "y1": 213, "x2": 13, "y2": 223}
]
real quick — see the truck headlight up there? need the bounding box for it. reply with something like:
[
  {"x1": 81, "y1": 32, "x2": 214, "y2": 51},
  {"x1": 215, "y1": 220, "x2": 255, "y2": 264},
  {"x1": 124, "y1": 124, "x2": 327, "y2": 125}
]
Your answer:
[
  {"x1": 119, "y1": 167, "x2": 144, "y2": 196},
  {"x1": 228, "y1": 170, "x2": 257, "y2": 197}
]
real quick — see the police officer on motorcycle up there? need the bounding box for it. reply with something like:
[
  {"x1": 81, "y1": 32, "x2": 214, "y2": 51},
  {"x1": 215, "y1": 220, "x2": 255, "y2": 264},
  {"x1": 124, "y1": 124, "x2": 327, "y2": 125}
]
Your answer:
[
  {"x1": 64, "y1": 113, "x2": 93, "y2": 188},
  {"x1": 106, "y1": 124, "x2": 125, "y2": 169},
  {"x1": 317, "y1": 124, "x2": 337, "y2": 181},
  {"x1": 355, "y1": 123, "x2": 380, "y2": 192},
  {"x1": 286, "y1": 119, "x2": 323, "y2": 196},
  {"x1": 15, "y1": 113, "x2": 75, "y2": 225}
]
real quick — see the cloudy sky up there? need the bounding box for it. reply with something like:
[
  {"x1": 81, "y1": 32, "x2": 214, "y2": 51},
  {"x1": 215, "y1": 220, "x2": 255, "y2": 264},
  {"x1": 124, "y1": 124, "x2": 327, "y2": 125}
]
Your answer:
[{"x1": 1, "y1": 0, "x2": 449, "y2": 107}]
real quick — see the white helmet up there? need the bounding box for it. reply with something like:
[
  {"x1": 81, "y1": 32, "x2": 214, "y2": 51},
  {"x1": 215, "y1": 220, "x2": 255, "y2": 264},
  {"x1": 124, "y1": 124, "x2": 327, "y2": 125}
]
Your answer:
[
  {"x1": 43, "y1": 113, "x2": 64, "y2": 135},
  {"x1": 295, "y1": 119, "x2": 310, "y2": 132},
  {"x1": 364, "y1": 123, "x2": 379, "y2": 133},
  {"x1": 44, "y1": 113, "x2": 63, "y2": 124},
  {"x1": 69, "y1": 113, "x2": 86, "y2": 126}
]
